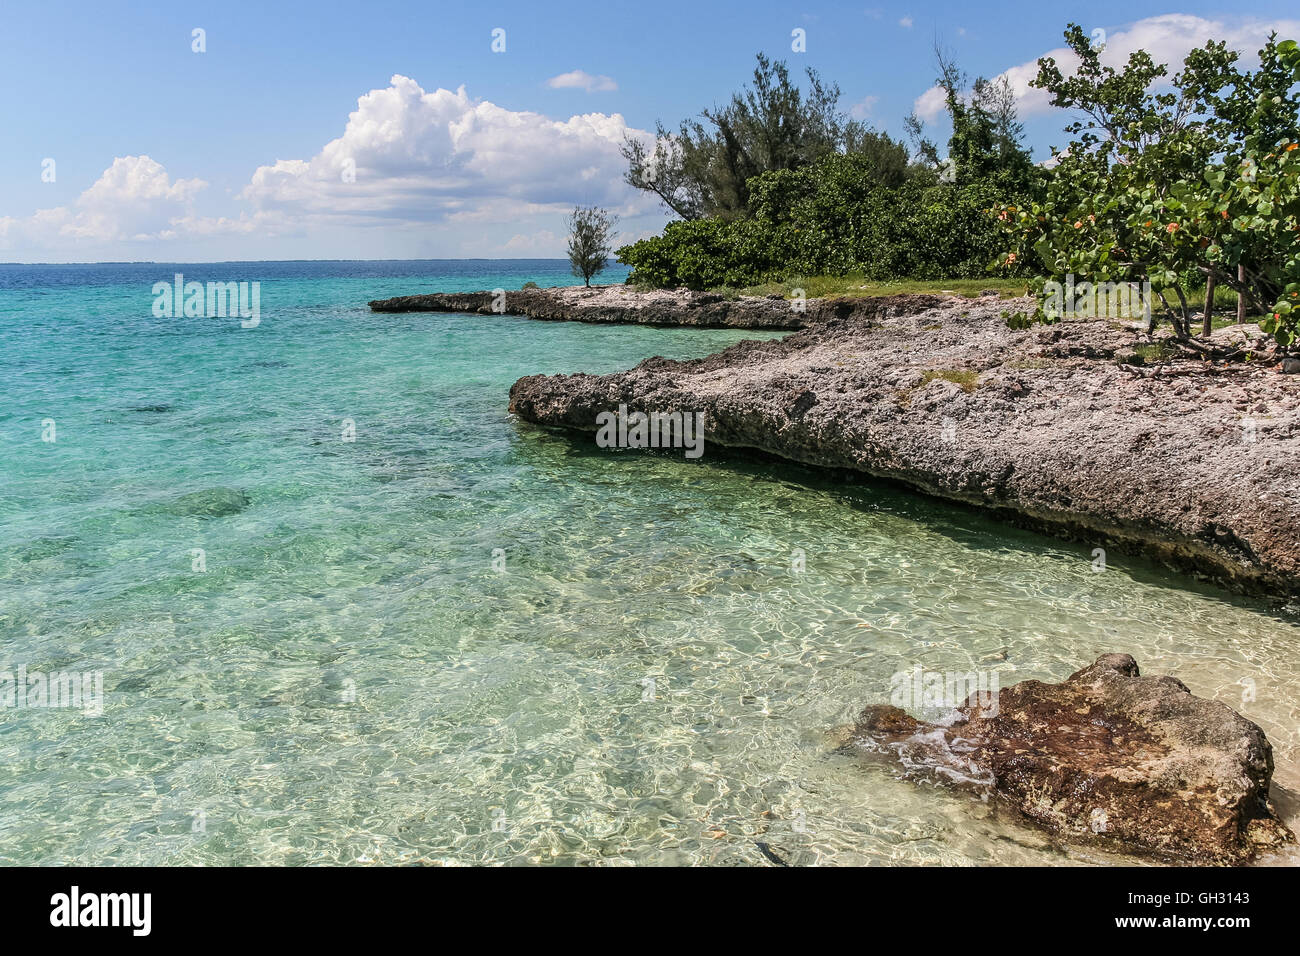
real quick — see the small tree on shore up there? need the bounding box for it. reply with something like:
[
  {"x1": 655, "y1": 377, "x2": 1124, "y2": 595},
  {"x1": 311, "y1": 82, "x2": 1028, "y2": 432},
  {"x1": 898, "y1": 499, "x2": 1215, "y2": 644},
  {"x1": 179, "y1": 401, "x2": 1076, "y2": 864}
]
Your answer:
[{"x1": 567, "y1": 206, "x2": 618, "y2": 286}]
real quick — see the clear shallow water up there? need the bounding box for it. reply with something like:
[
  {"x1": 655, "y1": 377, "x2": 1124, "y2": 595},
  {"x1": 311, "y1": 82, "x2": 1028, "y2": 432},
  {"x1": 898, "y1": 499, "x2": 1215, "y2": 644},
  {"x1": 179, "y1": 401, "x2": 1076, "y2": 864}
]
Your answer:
[{"x1": 1, "y1": 260, "x2": 1297, "y2": 866}]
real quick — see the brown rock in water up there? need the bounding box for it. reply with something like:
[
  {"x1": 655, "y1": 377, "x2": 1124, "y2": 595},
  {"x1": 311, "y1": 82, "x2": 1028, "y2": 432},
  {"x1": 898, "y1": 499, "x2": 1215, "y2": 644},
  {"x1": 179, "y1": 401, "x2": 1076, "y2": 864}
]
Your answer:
[{"x1": 848, "y1": 654, "x2": 1294, "y2": 865}]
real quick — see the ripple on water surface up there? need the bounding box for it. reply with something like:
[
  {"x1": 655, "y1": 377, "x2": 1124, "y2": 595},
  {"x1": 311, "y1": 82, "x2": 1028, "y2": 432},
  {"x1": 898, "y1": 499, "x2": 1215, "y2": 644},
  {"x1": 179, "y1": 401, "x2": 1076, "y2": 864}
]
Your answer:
[{"x1": 0, "y1": 264, "x2": 1297, "y2": 865}]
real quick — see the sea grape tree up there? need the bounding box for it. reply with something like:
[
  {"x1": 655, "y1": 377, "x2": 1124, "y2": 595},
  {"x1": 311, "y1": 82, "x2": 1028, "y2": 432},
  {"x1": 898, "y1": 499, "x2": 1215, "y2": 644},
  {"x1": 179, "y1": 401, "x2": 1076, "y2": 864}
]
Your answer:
[{"x1": 996, "y1": 26, "x2": 1300, "y2": 345}]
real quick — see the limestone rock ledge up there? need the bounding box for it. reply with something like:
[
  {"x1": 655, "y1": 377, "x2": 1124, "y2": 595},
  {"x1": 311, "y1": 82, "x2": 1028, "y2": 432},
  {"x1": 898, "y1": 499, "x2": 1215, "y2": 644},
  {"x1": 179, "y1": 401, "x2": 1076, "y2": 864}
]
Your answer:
[
  {"x1": 507, "y1": 294, "x2": 1300, "y2": 596},
  {"x1": 369, "y1": 284, "x2": 948, "y2": 330}
]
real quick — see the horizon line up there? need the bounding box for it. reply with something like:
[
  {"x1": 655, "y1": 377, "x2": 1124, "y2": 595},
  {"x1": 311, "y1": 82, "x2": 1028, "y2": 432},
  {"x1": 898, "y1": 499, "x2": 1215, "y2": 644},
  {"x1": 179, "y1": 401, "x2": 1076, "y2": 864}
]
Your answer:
[{"x1": 0, "y1": 256, "x2": 599, "y2": 267}]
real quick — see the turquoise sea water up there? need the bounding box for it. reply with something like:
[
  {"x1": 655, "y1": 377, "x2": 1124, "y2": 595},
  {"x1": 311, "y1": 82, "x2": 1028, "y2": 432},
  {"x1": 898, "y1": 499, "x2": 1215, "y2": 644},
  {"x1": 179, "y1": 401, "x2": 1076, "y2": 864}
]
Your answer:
[{"x1": 1, "y1": 259, "x2": 1297, "y2": 866}]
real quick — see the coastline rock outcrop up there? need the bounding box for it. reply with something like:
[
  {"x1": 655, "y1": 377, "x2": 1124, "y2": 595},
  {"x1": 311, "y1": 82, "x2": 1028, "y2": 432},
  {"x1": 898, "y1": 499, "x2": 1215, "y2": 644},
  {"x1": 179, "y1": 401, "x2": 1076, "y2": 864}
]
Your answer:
[
  {"x1": 508, "y1": 293, "x2": 1300, "y2": 596},
  {"x1": 848, "y1": 654, "x2": 1294, "y2": 864},
  {"x1": 369, "y1": 284, "x2": 949, "y2": 330}
]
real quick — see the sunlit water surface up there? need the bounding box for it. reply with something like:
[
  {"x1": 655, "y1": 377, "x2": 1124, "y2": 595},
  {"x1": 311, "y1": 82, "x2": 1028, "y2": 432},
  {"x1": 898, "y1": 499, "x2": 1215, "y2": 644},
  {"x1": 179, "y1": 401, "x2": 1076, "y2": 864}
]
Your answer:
[{"x1": 1, "y1": 260, "x2": 1297, "y2": 866}]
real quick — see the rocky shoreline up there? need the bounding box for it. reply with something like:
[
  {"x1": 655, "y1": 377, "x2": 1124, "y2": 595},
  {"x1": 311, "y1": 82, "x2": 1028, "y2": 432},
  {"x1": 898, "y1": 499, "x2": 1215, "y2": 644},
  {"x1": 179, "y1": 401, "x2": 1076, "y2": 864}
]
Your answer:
[
  {"x1": 508, "y1": 291, "x2": 1300, "y2": 598},
  {"x1": 846, "y1": 654, "x2": 1294, "y2": 865},
  {"x1": 369, "y1": 283, "x2": 948, "y2": 330}
]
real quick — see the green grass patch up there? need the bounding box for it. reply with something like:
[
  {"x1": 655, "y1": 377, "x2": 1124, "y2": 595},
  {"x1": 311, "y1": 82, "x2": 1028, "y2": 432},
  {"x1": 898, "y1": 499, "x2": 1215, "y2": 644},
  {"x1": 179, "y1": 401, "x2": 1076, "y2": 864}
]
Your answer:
[
  {"x1": 919, "y1": 368, "x2": 980, "y2": 392},
  {"x1": 1129, "y1": 342, "x2": 1176, "y2": 365}
]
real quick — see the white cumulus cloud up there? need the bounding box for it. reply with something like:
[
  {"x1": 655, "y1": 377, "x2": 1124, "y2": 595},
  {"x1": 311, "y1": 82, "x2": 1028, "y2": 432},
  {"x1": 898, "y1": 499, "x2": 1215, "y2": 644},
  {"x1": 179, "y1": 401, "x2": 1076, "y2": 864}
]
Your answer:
[
  {"x1": 849, "y1": 95, "x2": 880, "y2": 120},
  {"x1": 0, "y1": 155, "x2": 208, "y2": 249},
  {"x1": 240, "y1": 75, "x2": 650, "y2": 225},
  {"x1": 913, "y1": 85, "x2": 949, "y2": 123},
  {"x1": 546, "y1": 70, "x2": 618, "y2": 93},
  {"x1": 0, "y1": 76, "x2": 667, "y2": 258},
  {"x1": 913, "y1": 13, "x2": 1300, "y2": 122}
]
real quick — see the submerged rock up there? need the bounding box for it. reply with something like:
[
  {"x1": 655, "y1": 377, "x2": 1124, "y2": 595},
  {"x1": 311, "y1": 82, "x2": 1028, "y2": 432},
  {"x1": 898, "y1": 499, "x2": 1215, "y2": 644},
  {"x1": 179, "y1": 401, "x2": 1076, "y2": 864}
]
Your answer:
[
  {"x1": 162, "y1": 487, "x2": 251, "y2": 517},
  {"x1": 848, "y1": 653, "x2": 1294, "y2": 865},
  {"x1": 14, "y1": 535, "x2": 79, "y2": 562}
]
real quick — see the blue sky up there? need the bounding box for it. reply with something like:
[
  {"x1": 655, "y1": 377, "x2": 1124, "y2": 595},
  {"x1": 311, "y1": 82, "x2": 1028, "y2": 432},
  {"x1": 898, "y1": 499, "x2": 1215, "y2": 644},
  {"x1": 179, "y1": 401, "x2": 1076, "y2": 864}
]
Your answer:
[{"x1": 3, "y1": 1, "x2": 1298, "y2": 262}]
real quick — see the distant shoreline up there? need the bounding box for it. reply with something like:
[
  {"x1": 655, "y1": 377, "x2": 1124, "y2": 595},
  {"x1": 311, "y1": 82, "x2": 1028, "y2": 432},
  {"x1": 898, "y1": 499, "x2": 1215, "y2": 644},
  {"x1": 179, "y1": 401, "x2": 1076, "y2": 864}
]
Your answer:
[{"x1": 370, "y1": 284, "x2": 812, "y2": 329}]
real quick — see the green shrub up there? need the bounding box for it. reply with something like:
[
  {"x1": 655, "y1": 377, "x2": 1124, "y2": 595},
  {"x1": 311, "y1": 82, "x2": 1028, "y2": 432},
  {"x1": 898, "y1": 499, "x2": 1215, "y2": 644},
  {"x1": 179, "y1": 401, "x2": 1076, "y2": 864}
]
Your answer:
[{"x1": 617, "y1": 154, "x2": 1036, "y2": 289}]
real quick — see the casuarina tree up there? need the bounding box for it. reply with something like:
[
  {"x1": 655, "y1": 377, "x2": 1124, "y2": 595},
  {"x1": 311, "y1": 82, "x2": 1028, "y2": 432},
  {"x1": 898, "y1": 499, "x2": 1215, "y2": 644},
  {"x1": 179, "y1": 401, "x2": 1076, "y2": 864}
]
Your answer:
[{"x1": 567, "y1": 206, "x2": 619, "y2": 286}]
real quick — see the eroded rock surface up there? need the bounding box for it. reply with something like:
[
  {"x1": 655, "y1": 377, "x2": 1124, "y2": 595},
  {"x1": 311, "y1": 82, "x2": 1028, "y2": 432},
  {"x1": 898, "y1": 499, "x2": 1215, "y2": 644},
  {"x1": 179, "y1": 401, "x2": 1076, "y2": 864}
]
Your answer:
[
  {"x1": 508, "y1": 294, "x2": 1300, "y2": 596},
  {"x1": 369, "y1": 284, "x2": 949, "y2": 330},
  {"x1": 849, "y1": 654, "x2": 1294, "y2": 864}
]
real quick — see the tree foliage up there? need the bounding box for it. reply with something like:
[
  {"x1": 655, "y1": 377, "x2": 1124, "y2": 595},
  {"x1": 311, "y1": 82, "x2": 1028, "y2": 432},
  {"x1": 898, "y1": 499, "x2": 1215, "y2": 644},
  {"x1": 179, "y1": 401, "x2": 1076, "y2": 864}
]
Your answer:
[
  {"x1": 616, "y1": 28, "x2": 1300, "y2": 351},
  {"x1": 619, "y1": 162, "x2": 1027, "y2": 289},
  {"x1": 621, "y1": 54, "x2": 910, "y2": 220},
  {"x1": 566, "y1": 206, "x2": 618, "y2": 286},
  {"x1": 996, "y1": 26, "x2": 1300, "y2": 343},
  {"x1": 618, "y1": 48, "x2": 1037, "y2": 289},
  {"x1": 907, "y1": 45, "x2": 1036, "y2": 190}
]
